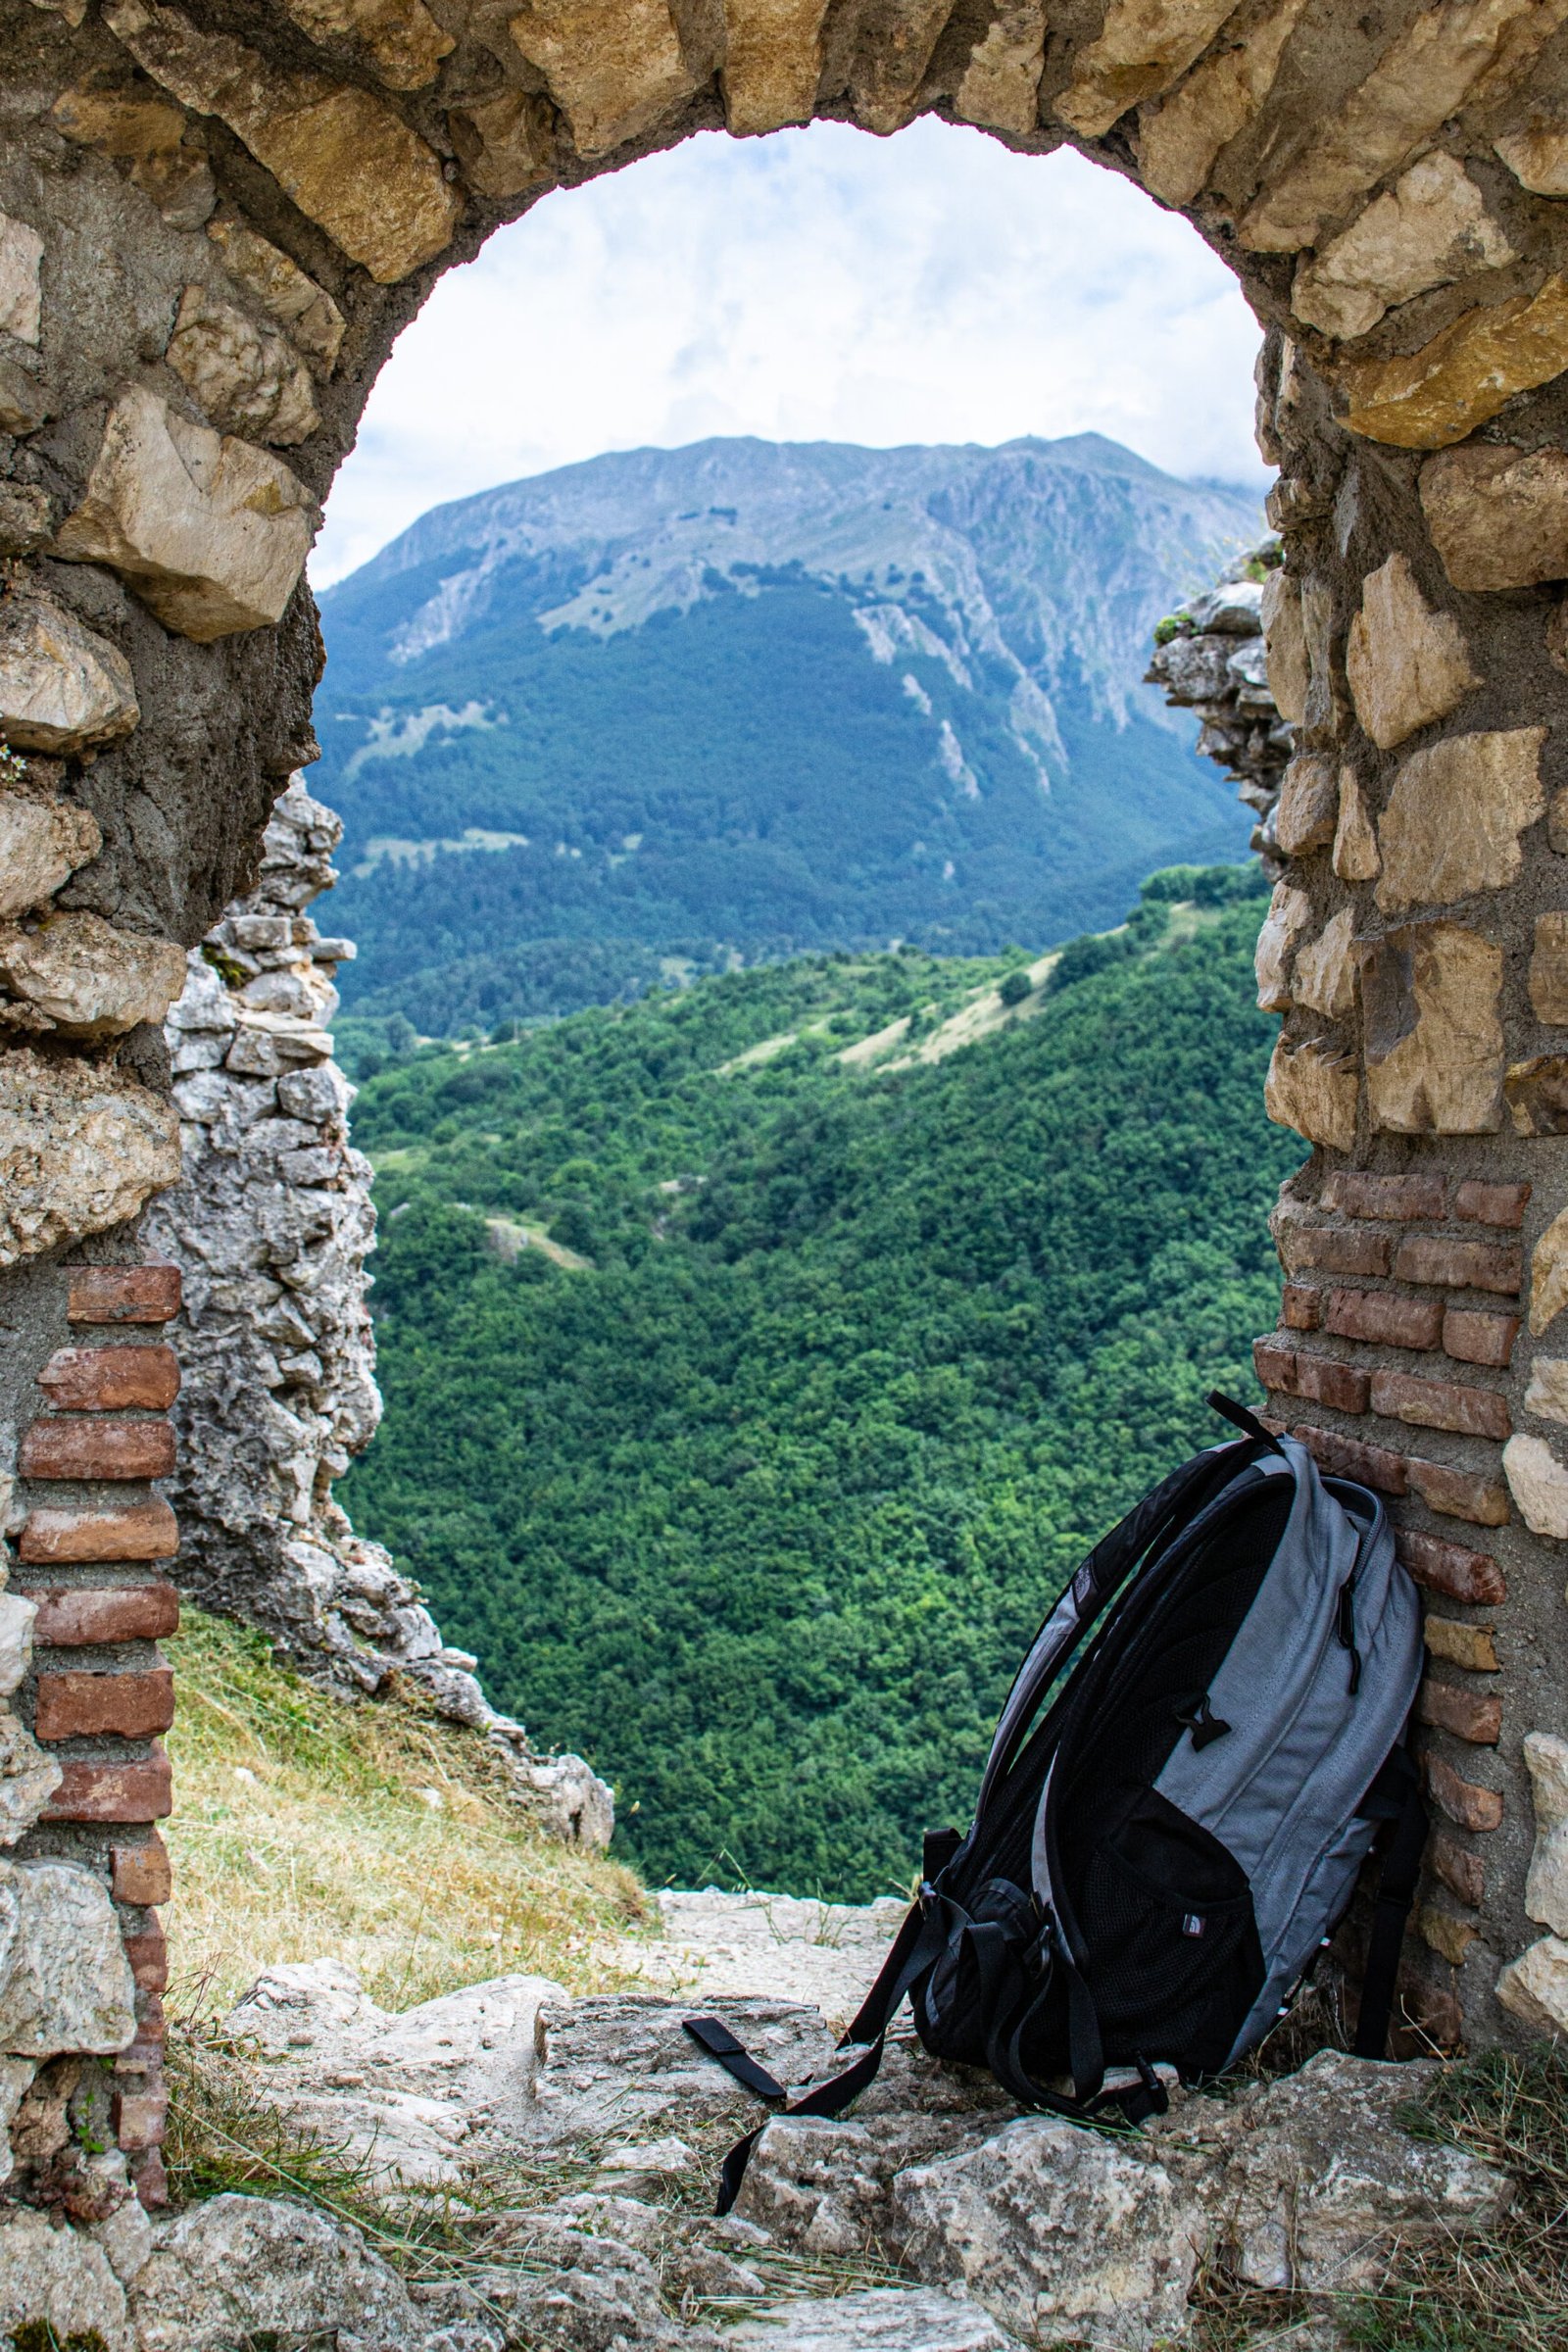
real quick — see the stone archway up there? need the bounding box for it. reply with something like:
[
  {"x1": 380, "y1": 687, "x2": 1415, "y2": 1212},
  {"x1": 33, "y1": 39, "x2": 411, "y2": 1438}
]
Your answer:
[{"x1": 4, "y1": 0, "x2": 1568, "y2": 2217}]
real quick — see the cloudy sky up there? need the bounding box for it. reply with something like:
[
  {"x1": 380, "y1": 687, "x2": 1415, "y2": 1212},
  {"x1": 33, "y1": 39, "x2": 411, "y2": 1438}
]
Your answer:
[{"x1": 314, "y1": 117, "x2": 1268, "y2": 586}]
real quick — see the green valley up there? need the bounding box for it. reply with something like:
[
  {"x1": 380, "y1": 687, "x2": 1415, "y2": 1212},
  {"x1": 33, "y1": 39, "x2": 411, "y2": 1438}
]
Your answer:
[{"x1": 342, "y1": 866, "x2": 1294, "y2": 1899}]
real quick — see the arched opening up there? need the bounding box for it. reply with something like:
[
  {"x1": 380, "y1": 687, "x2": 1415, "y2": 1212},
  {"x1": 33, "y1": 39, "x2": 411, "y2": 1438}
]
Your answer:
[{"x1": 3, "y1": 0, "x2": 1568, "y2": 2269}]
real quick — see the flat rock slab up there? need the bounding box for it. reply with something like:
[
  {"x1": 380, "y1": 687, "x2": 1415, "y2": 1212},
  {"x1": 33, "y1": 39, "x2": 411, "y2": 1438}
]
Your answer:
[
  {"x1": 530, "y1": 1993, "x2": 840, "y2": 2151},
  {"x1": 612, "y1": 1888, "x2": 910, "y2": 2031},
  {"x1": 725, "y1": 2287, "x2": 1021, "y2": 2352}
]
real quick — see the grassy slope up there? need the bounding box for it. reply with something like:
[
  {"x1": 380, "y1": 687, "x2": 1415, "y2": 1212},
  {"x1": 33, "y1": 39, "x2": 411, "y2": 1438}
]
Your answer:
[
  {"x1": 164, "y1": 1607, "x2": 647, "y2": 2016},
  {"x1": 342, "y1": 870, "x2": 1300, "y2": 1899}
]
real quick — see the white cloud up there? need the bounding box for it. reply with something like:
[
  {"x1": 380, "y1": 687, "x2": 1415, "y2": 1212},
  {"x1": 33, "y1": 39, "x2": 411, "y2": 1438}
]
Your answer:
[{"x1": 314, "y1": 118, "x2": 1267, "y2": 587}]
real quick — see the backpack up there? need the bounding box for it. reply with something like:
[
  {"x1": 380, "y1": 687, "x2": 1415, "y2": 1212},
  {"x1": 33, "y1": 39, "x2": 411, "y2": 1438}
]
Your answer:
[{"x1": 686, "y1": 1396, "x2": 1428, "y2": 2211}]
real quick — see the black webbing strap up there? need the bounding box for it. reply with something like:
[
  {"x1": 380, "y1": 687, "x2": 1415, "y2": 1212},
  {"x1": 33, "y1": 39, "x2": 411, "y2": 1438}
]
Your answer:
[
  {"x1": 686, "y1": 1891, "x2": 956, "y2": 2214},
  {"x1": 1207, "y1": 1389, "x2": 1284, "y2": 1448},
  {"x1": 1353, "y1": 1769, "x2": 1429, "y2": 2059}
]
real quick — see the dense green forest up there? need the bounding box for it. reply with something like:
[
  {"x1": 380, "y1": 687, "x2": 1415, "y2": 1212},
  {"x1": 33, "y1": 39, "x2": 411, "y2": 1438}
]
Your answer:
[{"x1": 343, "y1": 865, "x2": 1294, "y2": 1898}]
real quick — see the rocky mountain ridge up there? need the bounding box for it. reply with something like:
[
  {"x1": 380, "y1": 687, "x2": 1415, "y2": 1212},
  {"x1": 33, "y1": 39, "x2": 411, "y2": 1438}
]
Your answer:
[{"x1": 313, "y1": 434, "x2": 1263, "y2": 1026}]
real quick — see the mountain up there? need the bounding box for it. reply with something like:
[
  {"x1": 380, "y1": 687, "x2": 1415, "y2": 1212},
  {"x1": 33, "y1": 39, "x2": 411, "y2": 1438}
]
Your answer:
[
  {"x1": 341, "y1": 864, "x2": 1293, "y2": 1896},
  {"x1": 315, "y1": 437, "x2": 1263, "y2": 1034}
]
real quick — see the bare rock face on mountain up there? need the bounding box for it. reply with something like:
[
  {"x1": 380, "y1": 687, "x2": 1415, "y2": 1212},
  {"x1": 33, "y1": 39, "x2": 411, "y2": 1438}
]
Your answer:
[{"x1": 145, "y1": 776, "x2": 612, "y2": 1846}]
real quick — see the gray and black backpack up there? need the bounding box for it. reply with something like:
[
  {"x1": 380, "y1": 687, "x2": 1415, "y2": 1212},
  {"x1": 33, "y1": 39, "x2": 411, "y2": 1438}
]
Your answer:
[{"x1": 687, "y1": 1396, "x2": 1428, "y2": 2209}]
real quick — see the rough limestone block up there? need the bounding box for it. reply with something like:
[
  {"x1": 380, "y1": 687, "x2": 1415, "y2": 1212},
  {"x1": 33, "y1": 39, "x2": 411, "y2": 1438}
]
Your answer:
[
  {"x1": 0, "y1": 595, "x2": 140, "y2": 758},
  {"x1": 0, "y1": 2206, "x2": 129, "y2": 2352},
  {"x1": 0, "y1": 1599, "x2": 33, "y2": 1704},
  {"x1": 1274, "y1": 752, "x2": 1339, "y2": 856},
  {"x1": 0, "y1": 1710, "x2": 60, "y2": 1847},
  {"x1": 50, "y1": 77, "x2": 217, "y2": 229},
  {"x1": 1239, "y1": 0, "x2": 1544, "y2": 252},
  {"x1": 1525, "y1": 1357, "x2": 1568, "y2": 1426},
  {"x1": 1291, "y1": 906, "x2": 1357, "y2": 1021},
  {"x1": 1334, "y1": 766, "x2": 1381, "y2": 881},
  {"x1": 0, "y1": 353, "x2": 47, "y2": 436},
  {"x1": 1529, "y1": 912, "x2": 1568, "y2": 1025},
  {"x1": 276, "y1": 0, "x2": 454, "y2": 90},
  {"x1": 720, "y1": 0, "x2": 833, "y2": 136},
  {"x1": 55, "y1": 385, "x2": 315, "y2": 643},
  {"x1": 0, "y1": 1856, "x2": 136, "y2": 2052},
  {"x1": 893, "y1": 2113, "x2": 1206, "y2": 2352},
  {"x1": 1375, "y1": 729, "x2": 1545, "y2": 912},
  {"x1": 1253, "y1": 881, "x2": 1310, "y2": 1009},
  {"x1": 0, "y1": 1046, "x2": 179, "y2": 1266},
  {"x1": 1135, "y1": 0, "x2": 1312, "y2": 207},
  {"x1": 1344, "y1": 274, "x2": 1568, "y2": 450},
  {"x1": 848, "y1": 0, "x2": 954, "y2": 135},
  {"x1": 953, "y1": 2, "x2": 1047, "y2": 137},
  {"x1": 206, "y1": 215, "x2": 344, "y2": 369},
  {"x1": 1505, "y1": 1054, "x2": 1568, "y2": 1136},
  {"x1": 0, "y1": 911, "x2": 187, "y2": 1038},
  {"x1": 1293, "y1": 154, "x2": 1514, "y2": 343},
  {"x1": 1260, "y1": 569, "x2": 1307, "y2": 724},
  {"x1": 165, "y1": 283, "x2": 318, "y2": 446},
  {"x1": 1503, "y1": 1433, "x2": 1568, "y2": 1537},
  {"x1": 1052, "y1": 0, "x2": 1237, "y2": 139},
  {"x1": 0, "y1": 213, "x2": 43, "y2": 345},
  {"x1": 1264, "y1": 1034, "x2": 1358, "y2": 1152},
  {"x1": 1346, "y1": 554, "x2": 1478, "y2": 751},
  {"x1": 1422, "y1": 441, "x2": 1568, "y2": 593},
  {"x1": 1531, "y1": 1209, "x2": 1568, "y2": 1336},
  {"x1": 1521, "y1": 1732, "x2": 1568, "y2": 1936},
  {"x1": 448, "y1": 89, "x2": 556, "y2": 198},
  {"x1": 1495, "y1": 122, "x2": 1568, "y2": 193},
  {"x1": 1360, "y1": 923, "x2": 1503, "y2": 1135},
  {"x1": 104, "y1": 0, "x2": 460, "y2": 281},
  {"x1": 509, "y1": 0, "x2": 702, "y2": 155},
  {"x1": 127, "y1": 2191, "x2": 419, "y2": 2352},
  {"x1": 1495, "y1": 1933, "x2": 1568, "y2": 2034}
]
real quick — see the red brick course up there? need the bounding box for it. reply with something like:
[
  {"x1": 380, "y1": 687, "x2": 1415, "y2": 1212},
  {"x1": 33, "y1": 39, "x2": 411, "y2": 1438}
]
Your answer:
[
  {"x1": 1253, "y1": 1343, "x2": 1370, "y2": 1412},
  {"x1": 113, "y1": 2076, "x2": 167, "y2": 2151},
  {"x1": 1442, "y1": 1308, "x2": 1519, "y2": 1368},
  {"x1": 1369, "y1": 1370, "x2": 1511, "y2": 1441},
  {"x1": 19, "y1": 1499, "x2": 178, "y2": 1562},
  {"x1": 1281, "y1": 1284, "x2": 1322, "y2": 1331},
  {"x1": 38, "y1": 1346, "x2": 180, "y2": 1412},
  {"x1": 112, "y1": 1834, "x2": 172, "y2": 1907},
  {"x1": 1325, "y1": 1289, "x2": 1443, "y2": 1349},
  {"x1": 122, "y1": 1917, "x2": 168, "y2": 1994},
  {"x1": 43, "y1": 1746, "x2": 172, "y2": 1822},
  {"x1": 68, "y1": 1266, "x2": 181, "y2": 1325},
  {"x1": 1432, "y1": 1832, "x2": 1485, "y2": 1909},
  {"x1": 1393, "y1": 1236, "x2": 1523, "y2": 1294},
  {"x1": 1425, "y1": 1752, "x2": 1504, "y2": 1832},
  {"x1": 1324, "y1": 1172, "x2": 1446, "y2": 1221},
  {"x1": 1396, "y1": 1529, "x2": 1507, "y2": 1606},
  {"x1": 1419, "y1": 1678, "x2": 1503, "y2": 1745},
  {"x1": 1406, "y1": 1457, "x2": 1511, "y2": 1526},
  {"x1": 19, "y1": 1418, "x2": 175, "y2": 1482},
  {"x1": 31, "y1": 1585, "x2": 179, "y2": 1646},
  {"x1": 1293, "y1": 1424, "x2": 1408, "y2": 1494},
  {"x1": 1454, "y1": 1180, "x2": 1531, "y2": 1229},
  {"x1": 35, "y1": 1667, "x2": 175, "y2": 1741},
  {"x1": 1285, "y1": 1228, "x2": 1394, "y2": 1278}
]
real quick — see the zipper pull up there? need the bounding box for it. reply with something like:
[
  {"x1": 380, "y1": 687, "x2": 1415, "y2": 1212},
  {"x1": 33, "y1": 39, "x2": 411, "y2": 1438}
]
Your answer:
[{"x1": 1337, "y1": 1580, "x2": 1362, "y2": 1695}]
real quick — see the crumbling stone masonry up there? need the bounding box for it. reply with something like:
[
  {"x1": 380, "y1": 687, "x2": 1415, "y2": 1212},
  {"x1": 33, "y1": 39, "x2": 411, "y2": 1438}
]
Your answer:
[
  {"x1": 142, "y1": 776, "x2": 613, "y2": 1841},
  {"x1": 4, "y1": 0, "x2": 1568, "y2": 2235}
]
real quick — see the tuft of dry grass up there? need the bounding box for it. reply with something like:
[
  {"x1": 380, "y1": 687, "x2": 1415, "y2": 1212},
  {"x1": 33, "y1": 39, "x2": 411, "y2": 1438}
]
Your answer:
[{"x1": 164, "y1": 1606, "x2": 651, "y2": 2016}]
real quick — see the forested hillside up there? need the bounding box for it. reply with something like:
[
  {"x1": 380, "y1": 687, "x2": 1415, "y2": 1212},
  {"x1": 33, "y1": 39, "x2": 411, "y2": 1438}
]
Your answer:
[
  {"x1": 317, "y1": 436, "x2": 1259, "y2": 1035},
  {"x1": 342, "y1": 868, "x2": 1294, "y2": 1897}
]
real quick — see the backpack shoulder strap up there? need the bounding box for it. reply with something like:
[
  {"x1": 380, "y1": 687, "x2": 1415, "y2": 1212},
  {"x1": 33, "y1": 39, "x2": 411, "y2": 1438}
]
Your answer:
[{"x1": 1352, "y1": 1750, "x2": 1429, "y2": 2059}]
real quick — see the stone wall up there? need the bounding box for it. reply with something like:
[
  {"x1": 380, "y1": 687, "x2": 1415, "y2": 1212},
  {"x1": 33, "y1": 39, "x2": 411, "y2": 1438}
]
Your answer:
[
  {"x1": 144, "y1": 776, "x2": 612, "y2": 1845},
  {"x1": 1145, "y1": 534, "x2": 1292, "y2": 865},
  {"x1": 4, "y1": 0, "x2": 1568, "y2": 2237}
]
